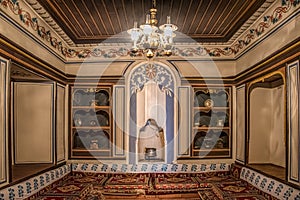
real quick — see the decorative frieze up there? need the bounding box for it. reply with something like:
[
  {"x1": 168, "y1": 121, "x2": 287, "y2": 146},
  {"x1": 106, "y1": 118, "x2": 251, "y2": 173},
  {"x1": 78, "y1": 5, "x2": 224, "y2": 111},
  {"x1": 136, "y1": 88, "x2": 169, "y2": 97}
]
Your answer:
[{"x1": 0, "y1": 0, "x2": 299, "y2": 59}]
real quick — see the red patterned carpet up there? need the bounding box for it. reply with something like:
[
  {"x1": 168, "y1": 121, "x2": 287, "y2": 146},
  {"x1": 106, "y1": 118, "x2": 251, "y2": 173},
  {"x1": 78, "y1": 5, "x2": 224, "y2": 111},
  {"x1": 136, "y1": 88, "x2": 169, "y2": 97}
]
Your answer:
[{"x1": 27, "y1": 169, "x2": 276, "y2": 200}]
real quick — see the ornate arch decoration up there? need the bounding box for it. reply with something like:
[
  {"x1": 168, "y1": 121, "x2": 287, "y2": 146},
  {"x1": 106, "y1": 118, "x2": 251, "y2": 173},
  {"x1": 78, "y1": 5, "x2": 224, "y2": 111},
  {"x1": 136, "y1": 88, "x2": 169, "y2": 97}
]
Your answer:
[{"x1": 129, "y1": 62, "x2": 174, "y2": 96}]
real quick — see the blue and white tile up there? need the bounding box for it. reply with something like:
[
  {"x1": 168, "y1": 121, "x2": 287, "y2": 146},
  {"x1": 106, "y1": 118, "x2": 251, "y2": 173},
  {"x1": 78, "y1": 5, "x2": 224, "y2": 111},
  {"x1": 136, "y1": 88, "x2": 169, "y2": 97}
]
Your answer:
[
  {"x1": 0, "y1": 164, "x2": 71, "y2": 200},
  {"x1": 72, "y1": 163, "x2": 231, "y2": 173},
  {"x1": 240, "y1": 167, "x2": 300, "y2": 200}
]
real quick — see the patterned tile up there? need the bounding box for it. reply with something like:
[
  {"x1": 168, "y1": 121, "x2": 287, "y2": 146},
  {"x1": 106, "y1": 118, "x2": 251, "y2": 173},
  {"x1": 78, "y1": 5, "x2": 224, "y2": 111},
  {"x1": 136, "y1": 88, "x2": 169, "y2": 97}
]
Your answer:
[
  {"x1": 240, "y1": 167, "x2": 300, "y2": 200},
  {"x1": 72, "y1": 163, "x2": 231, "y2": 174},
  {"x1": 0, "y1": 164, "x2": 71, "y2": 200}
]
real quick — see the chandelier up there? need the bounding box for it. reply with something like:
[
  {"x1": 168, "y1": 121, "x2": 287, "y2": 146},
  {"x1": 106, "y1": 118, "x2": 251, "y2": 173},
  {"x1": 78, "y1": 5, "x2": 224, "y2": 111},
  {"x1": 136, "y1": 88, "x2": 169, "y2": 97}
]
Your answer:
[{"x1": 127, "y1": 0, "x2": 178, "y2": 59}]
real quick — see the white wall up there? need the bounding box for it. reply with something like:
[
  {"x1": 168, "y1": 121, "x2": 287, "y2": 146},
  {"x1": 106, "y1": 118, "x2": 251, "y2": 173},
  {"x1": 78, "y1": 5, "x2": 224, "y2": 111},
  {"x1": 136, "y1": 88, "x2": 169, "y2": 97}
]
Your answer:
[
  {"x1": 0, "y1": 57, "x2": 9, "y2": 187},
  {"x1": 249, "y1": 86, "x2": 285, "y2": 167},
  {"x1": 249, "y1": 88, "x2": 272, "y2": 163},
  {"x1": 270, "y1": 86, "x2": 285, "y2": 167}
]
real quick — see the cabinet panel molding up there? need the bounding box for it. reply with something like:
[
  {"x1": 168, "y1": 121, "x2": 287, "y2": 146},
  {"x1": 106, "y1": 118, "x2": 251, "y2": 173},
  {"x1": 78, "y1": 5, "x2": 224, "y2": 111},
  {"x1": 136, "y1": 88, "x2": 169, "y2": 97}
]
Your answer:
[
  {"x1": 177, "y1": 86, "x2": 191, "y2": 157},
  {"x1": 113, "y1": 86, "x2": 125, "y2": 157}
]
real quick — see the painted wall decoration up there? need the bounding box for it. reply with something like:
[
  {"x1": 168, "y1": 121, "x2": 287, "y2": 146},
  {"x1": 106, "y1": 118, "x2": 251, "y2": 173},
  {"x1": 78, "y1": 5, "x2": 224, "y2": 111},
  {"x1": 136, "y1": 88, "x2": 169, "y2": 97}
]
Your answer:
[
  {"x1": 130, "y1": 63, "x2": 173, "y2": 96},
  {"x1": 0, "y1": 0, "x2": 299, "y2": 59}
]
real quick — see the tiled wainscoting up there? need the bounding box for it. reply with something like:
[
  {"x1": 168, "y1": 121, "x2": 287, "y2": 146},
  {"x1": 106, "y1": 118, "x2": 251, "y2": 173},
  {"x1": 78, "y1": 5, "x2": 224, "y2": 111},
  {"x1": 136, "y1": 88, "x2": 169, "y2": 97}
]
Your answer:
[
  {"x1": 71, "y1": 163, "x2": 231, "y2": 173},
  {"x1": 240, "y1": 167, "x2": 300, "y2": 199},
  {"x1": 0, "y1": 164, "x2": 71, "y2": 200},
  {"x1": 0, "y1": 163, "x2": 300, "y2": 200}
]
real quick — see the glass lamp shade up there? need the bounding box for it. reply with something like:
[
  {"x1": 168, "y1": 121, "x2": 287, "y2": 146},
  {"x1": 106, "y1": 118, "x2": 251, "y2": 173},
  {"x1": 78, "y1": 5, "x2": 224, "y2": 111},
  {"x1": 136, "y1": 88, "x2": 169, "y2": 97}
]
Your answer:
[
  {"x1": 127, "y1": 28, "x2": 141, "y2": 41},
  {"x1": 141, "y1": 24, "x2": 153, "y2": 35}
]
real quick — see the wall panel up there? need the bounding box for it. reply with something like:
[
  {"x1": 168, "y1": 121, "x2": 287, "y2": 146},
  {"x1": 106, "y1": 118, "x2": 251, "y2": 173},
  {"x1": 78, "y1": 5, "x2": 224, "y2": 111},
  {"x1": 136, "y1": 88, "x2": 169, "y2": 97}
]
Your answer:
[
  {"x1": 287, "y1": 60, "x2": 300, "y2": 184},
  {"x1": 177, "y1": 86, "x2": 191, "y2": 157},
  {"x1": 14, "y1": 82, "x2": 54, "y2": 163},
  {"x1": 113, "y1": 86, "x2": 125, "y2": 157},
  {"x1": 0, "y1": 57, "x2": 9, "y2": 187},
  {"x1": 56, "y1": 84, "x2": 65, "y2": 163},
  {"x1": 236, "y1": 85, "x2": 246, "y2": 164}
]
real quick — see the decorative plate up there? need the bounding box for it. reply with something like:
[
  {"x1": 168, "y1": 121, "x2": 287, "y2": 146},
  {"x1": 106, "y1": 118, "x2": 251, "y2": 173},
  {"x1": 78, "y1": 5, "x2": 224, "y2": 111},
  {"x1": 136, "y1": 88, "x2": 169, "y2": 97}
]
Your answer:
[{"x1": 204, "y1": 99, "x2": 214, "y2": 108}]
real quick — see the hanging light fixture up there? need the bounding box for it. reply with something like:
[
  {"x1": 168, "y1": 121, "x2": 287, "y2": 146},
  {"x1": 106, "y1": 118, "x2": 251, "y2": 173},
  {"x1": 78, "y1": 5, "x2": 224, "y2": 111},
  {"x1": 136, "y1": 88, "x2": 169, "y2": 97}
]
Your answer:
[{"x1": 127, "y1": 0, "x2": 178, "y2": 59}]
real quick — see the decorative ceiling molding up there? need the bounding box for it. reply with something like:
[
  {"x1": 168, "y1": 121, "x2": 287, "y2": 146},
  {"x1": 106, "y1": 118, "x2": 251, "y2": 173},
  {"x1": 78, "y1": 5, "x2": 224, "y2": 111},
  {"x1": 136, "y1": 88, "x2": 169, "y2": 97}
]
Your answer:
[
  {"x1": 0, "y1": 0, "x2": 299, "y2": 60},
  {"x1": 24, "y1": 0, "x2": 74, "y2": 46},
  {"x1": 226, "y1": 0, "x2": 275, "y2": 45}
]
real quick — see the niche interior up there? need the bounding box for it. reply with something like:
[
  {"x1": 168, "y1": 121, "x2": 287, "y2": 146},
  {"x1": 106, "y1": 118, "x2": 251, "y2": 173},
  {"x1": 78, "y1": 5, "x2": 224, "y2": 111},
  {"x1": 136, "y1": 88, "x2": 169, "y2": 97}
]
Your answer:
[{"x1": 247, "y1": 71, "x2": 286, "y2": 181}]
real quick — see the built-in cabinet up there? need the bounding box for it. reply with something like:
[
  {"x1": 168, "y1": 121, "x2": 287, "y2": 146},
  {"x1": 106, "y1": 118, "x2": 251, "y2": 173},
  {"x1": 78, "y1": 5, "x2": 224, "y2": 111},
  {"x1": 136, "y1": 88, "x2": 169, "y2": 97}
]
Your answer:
[
  {"x1": 70, "y1": 85, "x2": 113, "y2": 158},
  {"x1": 192, "y1": 87, "x2": 231, "y2": 158}
]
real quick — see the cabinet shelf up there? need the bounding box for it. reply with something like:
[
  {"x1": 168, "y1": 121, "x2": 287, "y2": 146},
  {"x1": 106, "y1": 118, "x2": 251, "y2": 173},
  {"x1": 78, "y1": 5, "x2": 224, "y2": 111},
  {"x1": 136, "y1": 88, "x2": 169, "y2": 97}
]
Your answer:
[
  {"x1": 192, "y1": 148, "x2": 230, "y2": 152},
  {"x1": 193, "y1": 107, "x2": 229, "y2": 110},
  {"x1": 72, "y1": 149, "x2": 111, "y2": 152},
  {"x1": 72, "y1": 126, "x2": 110, "y2": 129},
  {"x1": 193, "y1": 127, "x2": 230, "y2": 130},
  {"x1": 72, "y1": 106, "x2": 110, "y2": 109}
]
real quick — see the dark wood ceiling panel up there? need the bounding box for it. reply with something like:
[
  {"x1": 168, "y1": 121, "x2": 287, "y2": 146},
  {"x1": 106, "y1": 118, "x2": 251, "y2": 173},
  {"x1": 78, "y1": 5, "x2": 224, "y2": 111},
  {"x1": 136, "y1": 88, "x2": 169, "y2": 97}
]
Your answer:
[
  {"x1": 37, "y1": 0, "x2": 267, "y2": 44},
  {"x1": 62, "y1": 0, "x2": 92, "y2": 36},
  {"x1": 200, "y1": 0, "x2": 224, "y2": 34},
  {"x1": 217, "y1": 1, "x2": 249, "y2": 35},
  {"x1": 206, "y1": 0, "x2": 240, "y2": 36},
  {"x1": 112, "y1": 0, "x2": 129, "y2": 31},
  {"x1": 81, "y1": 0, "x2": 102, "y2": 35},
  {"x1": 184, "y1": 0, "x2": 211, "y2": 35},
  {"x1": 46, "y1": 0, "x2": 86, "y2": 38},
  {"x1": 208, "y1": 0, "x2": 233, "y2": 35},
  {"x1": 90, "y1": 0, "x2": 109, "y2": 36},
  {"x1": 193, "y1": 0, "x2": 215, "y2": 34},
  {"x1": 98, "y1": 0, "x2": 116, "y2": 35},
  {"x1": 180, "y1": 0, "x2": 201, "y2": 34},
  {"x1": 173, "y1": 0, "x2": 191, "y2": 30},
  {"x1": 103, "y1": 0, "x2": 122, "y2": 34}
]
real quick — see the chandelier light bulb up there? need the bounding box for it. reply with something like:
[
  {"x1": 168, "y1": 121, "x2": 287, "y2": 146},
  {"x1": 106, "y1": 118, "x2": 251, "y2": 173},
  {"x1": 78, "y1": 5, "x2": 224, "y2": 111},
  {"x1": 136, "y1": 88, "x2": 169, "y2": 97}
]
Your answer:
[
  {"x1": 167, "y1": 16, "x2": 171, "y2": 24},
  {"x1": 146, "y1": 14, "x2": 151, "y2": 24}
]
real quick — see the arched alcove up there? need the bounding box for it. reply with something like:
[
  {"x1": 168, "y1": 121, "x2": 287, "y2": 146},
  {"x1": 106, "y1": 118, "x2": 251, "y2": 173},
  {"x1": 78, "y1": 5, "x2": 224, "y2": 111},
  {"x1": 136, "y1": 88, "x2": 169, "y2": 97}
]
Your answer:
[
  {"x1": 126, "y1": 61, "x2": 178, "y2": 164},
  {"x1": 248, "y1": 71, "x2": 286, "y2": 180}
]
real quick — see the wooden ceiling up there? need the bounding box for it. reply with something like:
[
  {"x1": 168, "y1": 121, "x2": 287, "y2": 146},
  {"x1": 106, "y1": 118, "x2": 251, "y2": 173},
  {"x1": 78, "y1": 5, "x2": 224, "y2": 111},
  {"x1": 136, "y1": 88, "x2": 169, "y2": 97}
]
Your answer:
[{"x1": 37, "y1": 0, "x2": 267, "y2": 44}]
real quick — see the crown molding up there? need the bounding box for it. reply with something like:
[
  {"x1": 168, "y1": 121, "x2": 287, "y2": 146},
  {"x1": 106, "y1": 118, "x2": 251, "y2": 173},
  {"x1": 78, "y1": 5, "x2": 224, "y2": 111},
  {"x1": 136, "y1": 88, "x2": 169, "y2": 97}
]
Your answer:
[{"x1": 0, "y1": 0, "x2": 299, "y2": 60}]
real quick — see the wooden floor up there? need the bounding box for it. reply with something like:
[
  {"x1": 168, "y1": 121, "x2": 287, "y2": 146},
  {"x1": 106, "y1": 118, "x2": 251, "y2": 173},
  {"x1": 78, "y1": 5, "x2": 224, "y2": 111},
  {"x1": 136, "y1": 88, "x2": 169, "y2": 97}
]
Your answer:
[
  {"x1": 248, "y1": 163, "x2": 285, "y2": 181},
  {"x1": 12, "y1": 163, "x2": 54, "y2": 182}
]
